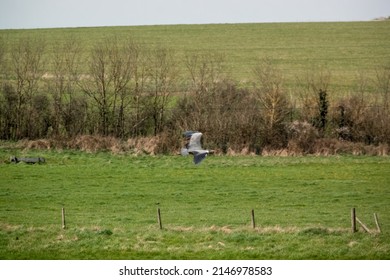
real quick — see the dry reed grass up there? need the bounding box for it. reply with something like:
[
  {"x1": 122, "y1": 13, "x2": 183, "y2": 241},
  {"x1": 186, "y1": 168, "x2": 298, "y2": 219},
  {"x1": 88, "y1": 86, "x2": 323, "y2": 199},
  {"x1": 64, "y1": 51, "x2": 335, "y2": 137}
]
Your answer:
[
  {"x1": 4, "y1": 134, "x2": 389, "y2": 156},
  {"x1": 10, "y1": 135, "x2": 160, "y2": 155}
]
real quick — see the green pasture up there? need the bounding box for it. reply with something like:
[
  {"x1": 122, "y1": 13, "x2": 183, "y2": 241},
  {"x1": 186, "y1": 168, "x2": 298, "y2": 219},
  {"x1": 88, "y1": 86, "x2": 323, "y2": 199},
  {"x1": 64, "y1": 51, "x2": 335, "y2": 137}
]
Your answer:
[
  {"x1": 1, "y1": 21, "x2": 390, "y2": 92},
  {"x1": 1, "y1": 149, "x2": 389, "y2": 259}
]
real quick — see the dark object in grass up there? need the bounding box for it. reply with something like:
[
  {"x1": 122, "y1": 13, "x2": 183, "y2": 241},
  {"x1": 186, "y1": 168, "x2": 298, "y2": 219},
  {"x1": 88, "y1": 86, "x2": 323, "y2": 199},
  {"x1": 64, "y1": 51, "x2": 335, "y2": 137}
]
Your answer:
[
  {"x1": 10, "y1": 156, "x2": 46, "y2": 164},
  {"x1": 98, "y1": 229, "x2": 113, "y2": 236}
]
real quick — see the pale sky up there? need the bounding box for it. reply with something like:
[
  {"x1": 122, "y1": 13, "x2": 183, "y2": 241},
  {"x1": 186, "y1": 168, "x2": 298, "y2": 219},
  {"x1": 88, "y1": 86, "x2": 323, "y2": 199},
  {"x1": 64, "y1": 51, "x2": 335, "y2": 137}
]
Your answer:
[{"x1": 0, "y1": 0, "x2": 389, "y2": 29}]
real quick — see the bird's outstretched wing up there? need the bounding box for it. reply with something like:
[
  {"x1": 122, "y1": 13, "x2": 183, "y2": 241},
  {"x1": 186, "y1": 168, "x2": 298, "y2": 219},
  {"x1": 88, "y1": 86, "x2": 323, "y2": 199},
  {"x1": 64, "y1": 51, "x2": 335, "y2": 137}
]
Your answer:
[
  {"x1": 188, "y1": 132, "x2": 203, "y2": 152},
  {"x1": 192, "y1": 150, "x2": 208, "y2": 165}
]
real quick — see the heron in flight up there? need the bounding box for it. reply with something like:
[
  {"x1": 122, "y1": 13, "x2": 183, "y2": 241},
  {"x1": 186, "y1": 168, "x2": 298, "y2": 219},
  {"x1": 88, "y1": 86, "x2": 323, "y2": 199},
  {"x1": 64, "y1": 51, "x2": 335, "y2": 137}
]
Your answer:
[{"x1": 181, "y1": 131, "x2": 210, "y2": 164}]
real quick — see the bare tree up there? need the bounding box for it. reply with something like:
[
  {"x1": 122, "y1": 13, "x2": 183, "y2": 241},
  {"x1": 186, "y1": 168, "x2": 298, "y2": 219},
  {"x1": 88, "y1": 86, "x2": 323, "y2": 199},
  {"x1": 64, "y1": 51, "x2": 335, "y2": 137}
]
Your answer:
[
  {"x1": 79, "y1": 36, "x2": 134, "y2": 136},
  {"x1": 175, "y1": 53, "x2": 262, "y2": 153},
  {"x1": 130, "y1": 43, "x2": 149, "y2": 136},
  {"x1": 253, "y1": 58, "x2": 290, "y2": 148},
  {"x1": 0, "y1": 37, "x2": 6, "y2": 138},
  {"x1": 374, "y1": 64, "x2": 390, "y2": 144},
  {"x1": 46, "y1": 36, "x2": 82, "y2": 136},
  {"x1": 109, "y1": 38, "x2": 138, "y2": 137},
  {"x1": 146, "y1": 46, "x2": 178, "y2": 136},
  {"x1": 375, "y1": 64, "x2": 390, "y2": 111},
  {"x1": 180, "y1": 52, "x2": 225, "y2": 131},
  {"x1": 8, "y1": 37, "x2": 45, "y2": 139},
  {"x1": 297, "y1": 65, "x2": 332, "y2": 135},
  {"x1": 0, "y1": 36, "x2": 5, "y2": 78}
]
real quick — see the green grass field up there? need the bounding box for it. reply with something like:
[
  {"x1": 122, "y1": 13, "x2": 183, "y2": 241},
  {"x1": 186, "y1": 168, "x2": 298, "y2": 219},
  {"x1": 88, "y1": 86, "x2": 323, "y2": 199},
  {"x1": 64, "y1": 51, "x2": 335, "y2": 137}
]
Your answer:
[
  {"x1": 1, "y1": 148, "x2": 389, "y2": 259},
  {"x1": 2, "y1": 21, "x2": 390, "y2": 92}
]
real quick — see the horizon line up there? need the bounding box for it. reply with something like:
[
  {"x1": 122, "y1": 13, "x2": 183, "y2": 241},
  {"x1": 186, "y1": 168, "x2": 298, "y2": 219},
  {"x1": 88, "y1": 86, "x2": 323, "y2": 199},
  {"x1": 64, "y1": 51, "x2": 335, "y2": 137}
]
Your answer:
[{"x1": 1, "y1": 18, "x2": 387, "y2": 31}]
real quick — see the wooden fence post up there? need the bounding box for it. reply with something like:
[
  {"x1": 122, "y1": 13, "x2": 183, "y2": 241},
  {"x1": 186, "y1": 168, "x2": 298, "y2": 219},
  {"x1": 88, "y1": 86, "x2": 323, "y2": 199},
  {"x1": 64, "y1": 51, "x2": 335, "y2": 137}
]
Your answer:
[
  {"x1": 157, "y1": 208, "x2": 163, "y2": 230},
  {"x1": 374, "y1": 213, "x2": 381, "y2": 233},
  {"x1": 62, "y1": 207, "x2": 66, "y2": 229},
  {"x1": 356, "y1": 217, "x2": 371, "y2": 233},
  {"x1": 351, "y1": 208, "x2": 356, "y2": 233},
  {"x1": 251, "y1": 209, "x2": 256, "y2": 229}
]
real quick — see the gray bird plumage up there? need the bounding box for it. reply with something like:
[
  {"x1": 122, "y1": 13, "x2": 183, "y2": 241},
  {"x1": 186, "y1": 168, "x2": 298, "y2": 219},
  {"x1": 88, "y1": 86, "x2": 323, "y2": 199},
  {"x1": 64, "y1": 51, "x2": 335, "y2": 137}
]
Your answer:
[{"x1": 181, "y1": 131, "x2": 209, "y2": 164}]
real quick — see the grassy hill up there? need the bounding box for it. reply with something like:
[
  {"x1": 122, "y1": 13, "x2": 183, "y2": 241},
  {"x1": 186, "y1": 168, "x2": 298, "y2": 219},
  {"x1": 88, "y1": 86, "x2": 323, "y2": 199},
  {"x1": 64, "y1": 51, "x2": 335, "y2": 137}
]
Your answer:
[{"x1": 2, "y1": 21, "x2": 390, "y2": 92}]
